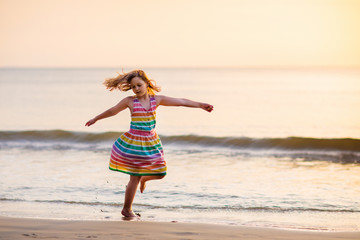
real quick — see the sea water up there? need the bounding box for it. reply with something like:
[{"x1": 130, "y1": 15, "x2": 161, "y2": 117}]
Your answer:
[{"x1": 0, "y1": 68, "x2": 359, "y2": 231}]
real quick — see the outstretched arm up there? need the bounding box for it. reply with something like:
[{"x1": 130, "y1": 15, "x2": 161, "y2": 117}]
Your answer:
[
  {"x1": 156, "y1": 95, "x2": 213, "y2": 112},
  {"x1": 85, "y1": 96, "x2": 132, "y2": 127}
]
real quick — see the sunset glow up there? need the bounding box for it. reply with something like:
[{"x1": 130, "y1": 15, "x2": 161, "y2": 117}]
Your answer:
[{"x1": 0, "y1": 0, "x2": 359, "y2": 68}]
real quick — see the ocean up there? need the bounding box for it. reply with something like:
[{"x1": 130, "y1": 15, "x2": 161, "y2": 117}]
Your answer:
[{"x1": 0, "y1": 68, "x2": 359, "y2": 231}]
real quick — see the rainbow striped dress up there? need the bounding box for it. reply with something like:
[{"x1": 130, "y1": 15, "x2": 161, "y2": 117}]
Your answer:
[{"x1": 109, "y1": 96, "x2": 166, "y2": 176}]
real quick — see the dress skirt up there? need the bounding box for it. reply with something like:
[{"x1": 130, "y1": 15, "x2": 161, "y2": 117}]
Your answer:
[{"x1": 109, "y1": 129, "x2": 166, "y2": 176}]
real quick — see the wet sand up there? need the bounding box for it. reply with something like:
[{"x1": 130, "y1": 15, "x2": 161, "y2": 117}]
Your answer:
[{"x1": 0, "y1": 216, "x2": 359, "y2": 240}]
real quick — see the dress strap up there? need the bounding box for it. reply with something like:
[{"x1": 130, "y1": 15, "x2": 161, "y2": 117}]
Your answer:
[{"x1": 150, "y1": 95, "x2": 157, "y2": 109}]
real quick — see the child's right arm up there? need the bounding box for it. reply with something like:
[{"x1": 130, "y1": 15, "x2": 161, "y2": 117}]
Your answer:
[{"x1": 85, "y1": 96, "x2": 132, "y2": 127}]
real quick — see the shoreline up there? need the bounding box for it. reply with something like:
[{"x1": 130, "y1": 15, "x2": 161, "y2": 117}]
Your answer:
[{"x1": 1, "y1": 216, "x2": 359, "y2": 240}]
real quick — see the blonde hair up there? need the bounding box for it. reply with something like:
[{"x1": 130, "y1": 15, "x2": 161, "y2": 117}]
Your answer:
[{"x1": 103, "y1": 69, "x2": 161, "y2": 95}]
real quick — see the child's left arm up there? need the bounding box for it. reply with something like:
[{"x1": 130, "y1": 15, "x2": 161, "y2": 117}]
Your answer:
[{"x1": 156, "y1": 95, "x2": 213, "y2": 112}]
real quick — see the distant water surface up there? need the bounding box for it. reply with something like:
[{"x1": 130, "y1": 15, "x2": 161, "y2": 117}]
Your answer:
[{"x1": 0, "y1": 67, "x2": 359, "y2": 138}]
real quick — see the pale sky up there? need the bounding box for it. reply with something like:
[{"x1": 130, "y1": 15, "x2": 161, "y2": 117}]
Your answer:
[{"x1": 0, "y1": 0, "x2": 359, "y2": 68}]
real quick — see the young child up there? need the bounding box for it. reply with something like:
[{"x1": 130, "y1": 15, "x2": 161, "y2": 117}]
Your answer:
[{"x1": 85, "y1": 69, "x2": 213, "y2": 218}]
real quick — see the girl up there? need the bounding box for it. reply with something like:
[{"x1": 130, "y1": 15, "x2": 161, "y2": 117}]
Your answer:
[{"x1": 85, "y1": 69, "x2": 213, "y2": 218}]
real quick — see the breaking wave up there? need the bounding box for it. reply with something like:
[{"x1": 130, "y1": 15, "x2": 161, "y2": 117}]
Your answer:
[{"x1": 1, "y1": 130, "x2": 359, "y2": 151}]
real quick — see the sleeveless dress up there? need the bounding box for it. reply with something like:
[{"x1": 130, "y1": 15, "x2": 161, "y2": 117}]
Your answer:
[{"x1": 109, "y1": 96, "x2": 166, "y2": 176}]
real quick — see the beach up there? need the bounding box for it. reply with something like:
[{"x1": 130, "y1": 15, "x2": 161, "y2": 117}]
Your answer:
[
  {"x1": 2, "y1": 0, "x2": 360, "y2": 237},
  {"x1": 1, "y1": 216, "x2": 359, "y2": 240}
]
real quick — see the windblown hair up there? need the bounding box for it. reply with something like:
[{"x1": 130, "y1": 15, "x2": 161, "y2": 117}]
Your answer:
[{"x1": 103, "y1": 69, "x2": 161, "y2": 95}]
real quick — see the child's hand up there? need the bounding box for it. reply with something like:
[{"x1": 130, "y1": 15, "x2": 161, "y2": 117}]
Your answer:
[
  {"x1": 85, "y1": 118, "x2": 97, "y2": 127},
  {"x1": 201, "y1": 103, "x2": 214, "y2": 112}
]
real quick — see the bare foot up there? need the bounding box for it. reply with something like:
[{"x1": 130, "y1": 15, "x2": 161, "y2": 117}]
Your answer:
[
  {"x1": 140, "y1": 179, "x2": 146, "y2": 193},
  {"x1": 121, "y1": 208, "x2": 137, "y2": 218}
]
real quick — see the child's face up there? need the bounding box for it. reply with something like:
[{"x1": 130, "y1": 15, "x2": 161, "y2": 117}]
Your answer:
[{"x1": 130, "y1": 77, "x2": 148, "y2": 97}]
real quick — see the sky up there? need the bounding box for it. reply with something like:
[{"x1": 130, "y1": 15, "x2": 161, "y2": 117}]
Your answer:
[{"x1": 0, "y1": 0, "x2": 359, "y2": 68}]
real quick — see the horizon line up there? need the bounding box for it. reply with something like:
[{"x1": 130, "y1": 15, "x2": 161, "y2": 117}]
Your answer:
[{"x1": 0, "y1": 65, "x2": 360, "y2": 70}]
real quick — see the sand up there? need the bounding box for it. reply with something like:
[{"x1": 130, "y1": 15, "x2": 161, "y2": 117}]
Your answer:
[{"x1": 0, "y1": 216, "x2": 359, "y2": 240}]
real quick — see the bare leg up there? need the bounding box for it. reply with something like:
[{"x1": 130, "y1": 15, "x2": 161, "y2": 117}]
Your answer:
[
  {"x1": 122, "y1": 175, "x2": 141, "y2": 217},
  {"x1": 140, "y1": 175, "x2": 165, "y2": 193}
]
